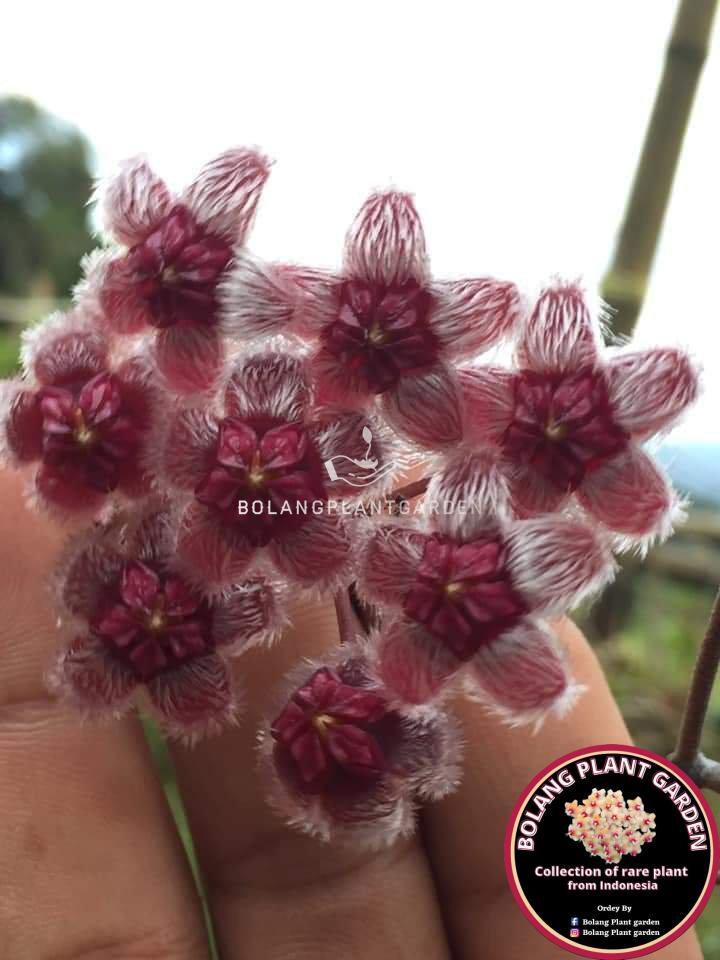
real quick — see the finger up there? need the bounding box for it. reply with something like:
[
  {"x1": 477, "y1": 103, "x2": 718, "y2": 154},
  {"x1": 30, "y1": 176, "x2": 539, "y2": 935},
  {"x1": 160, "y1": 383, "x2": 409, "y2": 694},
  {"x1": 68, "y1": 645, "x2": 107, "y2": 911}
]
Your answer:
[
  {"x1": 421, "y1": 618, "x2": 702, "y2": 959},
  {"x1": 170, "y1": 599, "x2": 451, "y2": 960},
  {"x1": 0, "y1": 472, "x2": 209, "y2": 960}
]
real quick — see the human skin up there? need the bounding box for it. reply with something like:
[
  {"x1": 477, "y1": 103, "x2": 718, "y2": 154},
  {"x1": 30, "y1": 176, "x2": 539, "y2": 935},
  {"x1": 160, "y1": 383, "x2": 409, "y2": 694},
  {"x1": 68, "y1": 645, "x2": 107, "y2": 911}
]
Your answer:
[{"x1": 0, "y1": 470, "x2": 702, "y2": 959}]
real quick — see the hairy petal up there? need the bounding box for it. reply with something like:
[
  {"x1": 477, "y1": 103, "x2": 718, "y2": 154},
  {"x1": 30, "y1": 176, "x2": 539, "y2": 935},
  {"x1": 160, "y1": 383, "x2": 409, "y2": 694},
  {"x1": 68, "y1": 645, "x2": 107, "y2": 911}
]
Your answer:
[
  {"x1": 606, "y1": 347, "x2": 700, "y2": 439},
  {"x1": 25, "y1": 319, "x2": 108, "y2": 387},
  {"x1": 381, "y1": 364, "x2": 462, "y2": 449},
  {"x1": 154, "y1": 324, "x2": 224, "y2": 394},
  {"x1": 505, "y1": 516, "x2": 616, "y2": 616},
  {"x1": 5, "y1": 387, "x2": 43, "y2": 462},
  {"x1": 213, "y1": 579, "x2": 283, "y2": 652},
  {"x1": 111, "y1": 359, "x2": 158, "y2": 498},
  {"x1": 99, "y1": 155, "x2": 172, "y2": 246},
  {"x1": 162, "y1": 409, "x2": 219, "y2": 490},
  {"x1": 35, "y1": 463, "x2": 107, "y2": 515},
  {"x1": 577, "y1": 444, "x2": 679, "y2": 546},
  {"x1": 59, "y1": 537, "x2": 125, "y2": 619},
  {"x1": 311, "y1": 410, "x2": 399, "y2": 496},
  {"x1": 371, "y1": 617, "x2": 461, "y2": 706},
  {"x1": 220, "y1": 252, "x2": 295, "y2": 339},
  {"x1": 127, "y1": 504, "x2": 177, "y2": 566},
  {"x1": 49, "y1": 636, "x2": 137, "y2": 714},
  {"x1": 427, "y1": 449, "x2": 510, "y2": 539},
  {"x1": 308, "y1": 346, "x2": 371, "y2": 409},
  {"x1": 279, "y1": 265, "x2": 340, "y2": 338},
  {"x1": 517, "y1": 281, "x2": 600, "y2": 374},
  {"x1": 344, "y1": 191, "x2": 428, "y2": 286},
  {"x1": 429, "y1": 278, "x2": 523, "y2": 360},
  {"x1": 467, "y1": 620, "x2": 581, "y2": 727},
  {"x1": 225, "y1": 351, "x2": 308, "y2": 422},
  {"x1": 182, "y1": 147, "x2": 271, "y2": 244},
  {"x1": 176, "y1": 503, "x2": 255, "y2": 590},
  {"x1": 361, "y1": 525, "x2": 427, "y2": 606},
  {"x1": 99, "y1": 257, "x2": 153, "y2": 334},
  {"x1": 398, "y1": 710, "x2": 463, "y2": 802},
  {"x1": 506, "y1": 462, "x2": 570, "y2": 519},
  {"x1": 457, "y1": 365, "x2": 516, "y2": 446},
  {"x1": 147, "y1": 653, "x2": 238, "y2": 742},
  {"x1": 268, "y1": 512, "x2": 352, "y2": 587}
]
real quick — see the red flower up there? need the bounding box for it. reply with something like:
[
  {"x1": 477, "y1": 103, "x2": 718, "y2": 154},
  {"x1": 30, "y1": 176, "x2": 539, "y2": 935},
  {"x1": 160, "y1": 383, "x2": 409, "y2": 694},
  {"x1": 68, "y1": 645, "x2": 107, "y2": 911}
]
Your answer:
[
  {"x1": 223, "y1": 191, "x2": 521, "y2": 448},
  {"x1": 359, "y1": 460, "x2": 614, "y2": 719},
  {"x1": 459, "y1": 281, "x2": 700, "y2": 545},
  {"x1": 94, "y1": 560, "x2": 214, "y2": 682},
  {"x1": 160, "y1": 351, "x2": 394, "y2": 590},
  {"x1": 193, "y1": 417, "x2": 327, "y2": 545},
  {"x1": 2, "y1": 310, "x2": 158, "y2": 515},
  {"x1": 50, "y1": 508, "x2": 282, "y2": 740},
  {"x1": 260, "y1": 651, "x2": 462, "y2": 846},
  {"x1": 271, "y1": 666, "x2": 389, "y2": 794},
  {"x1": 402, "y1": 534, "x2": 528, "y2": 660},
  {"x1": 89, "y1": 148, "x2": 271, "y2": 393}
]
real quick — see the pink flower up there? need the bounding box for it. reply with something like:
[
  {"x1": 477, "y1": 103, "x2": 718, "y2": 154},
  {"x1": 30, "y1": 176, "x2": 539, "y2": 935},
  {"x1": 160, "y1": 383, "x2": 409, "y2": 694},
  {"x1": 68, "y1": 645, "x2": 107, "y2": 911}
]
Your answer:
[
  {"x1": 2, "y1": 310, "x2": 159, "y2": 515},
  {"x1": 49, "y1": 508, "x2": 282, "y2": 740},
  {"x1": 459, "y1": 281, "x2": 700, "y2": 545},
  {"x1": 359, "y1": 459, "x2": 615, "y2": 721},
  {"x1": 89, "y1": 148, "x2": 271, "y2": 393},
  {"x1": 160, "y1": 350, "x2": 395, "y2": 591},
  {"x1": 223, "y1": 191, "x2": 522, "y2": 447},
  {"x1": 259, "y1": 648, "x2": 462, "y2": 846}
]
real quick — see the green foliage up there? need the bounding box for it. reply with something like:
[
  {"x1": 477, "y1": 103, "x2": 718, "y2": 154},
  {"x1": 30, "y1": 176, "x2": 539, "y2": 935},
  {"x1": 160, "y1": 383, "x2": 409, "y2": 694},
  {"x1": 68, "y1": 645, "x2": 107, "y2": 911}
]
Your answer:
[
  {"x1": 0, "y1": 96, "x2": 94, "y2": 297},
  {"x1": 0, "y1": 330, "x2": 20, "y2": 378},
  {"x1": 579, "y1": 574, "x2": 720, "y2": 957}
]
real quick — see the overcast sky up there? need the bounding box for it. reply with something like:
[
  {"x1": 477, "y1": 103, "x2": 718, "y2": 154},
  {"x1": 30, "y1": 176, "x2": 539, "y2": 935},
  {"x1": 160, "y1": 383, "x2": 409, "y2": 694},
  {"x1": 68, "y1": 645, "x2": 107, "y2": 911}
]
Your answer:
[{"x1": 4, "y1": 1, "x2": 719, "y2": 442}]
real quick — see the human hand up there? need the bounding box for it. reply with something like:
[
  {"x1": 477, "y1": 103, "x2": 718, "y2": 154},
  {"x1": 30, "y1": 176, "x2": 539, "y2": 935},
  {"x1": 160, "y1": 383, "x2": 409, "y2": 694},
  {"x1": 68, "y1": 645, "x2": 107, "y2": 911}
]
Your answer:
[{"x1": 0, "y1": 471, "x2": 702, "y2": 959}]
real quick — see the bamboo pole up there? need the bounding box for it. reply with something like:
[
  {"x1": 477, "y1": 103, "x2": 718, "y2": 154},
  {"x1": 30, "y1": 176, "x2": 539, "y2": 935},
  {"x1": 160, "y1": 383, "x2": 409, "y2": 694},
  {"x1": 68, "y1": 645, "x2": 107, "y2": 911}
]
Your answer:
[{"x1": 602, "y1": 0, "x2": 717, "y2": 337}]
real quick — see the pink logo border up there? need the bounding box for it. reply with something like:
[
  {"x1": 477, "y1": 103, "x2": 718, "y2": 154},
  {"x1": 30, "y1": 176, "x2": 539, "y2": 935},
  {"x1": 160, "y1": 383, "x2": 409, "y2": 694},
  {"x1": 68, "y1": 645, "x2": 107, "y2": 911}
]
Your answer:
[{"x1": 504, "y1": 743, "x2": 719, "y2": 958}]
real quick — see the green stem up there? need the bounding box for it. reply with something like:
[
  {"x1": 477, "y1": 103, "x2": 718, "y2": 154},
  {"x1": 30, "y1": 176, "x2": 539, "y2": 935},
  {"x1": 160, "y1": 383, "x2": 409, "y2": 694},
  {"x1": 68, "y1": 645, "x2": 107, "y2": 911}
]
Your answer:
[{"x1": 602, "y1": 0, "x2": 717, "y2": 337}]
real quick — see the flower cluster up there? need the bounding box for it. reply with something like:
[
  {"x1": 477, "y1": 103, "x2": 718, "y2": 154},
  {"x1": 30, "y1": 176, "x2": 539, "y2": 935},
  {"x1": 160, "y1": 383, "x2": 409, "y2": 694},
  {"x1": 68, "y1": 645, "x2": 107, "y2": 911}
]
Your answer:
[
  {"x1": 566, "y1": 788, "x2": 656, "y2": 864},
  {"x1": 0, "y1": 145, "x2": 699, "y2": 847}
]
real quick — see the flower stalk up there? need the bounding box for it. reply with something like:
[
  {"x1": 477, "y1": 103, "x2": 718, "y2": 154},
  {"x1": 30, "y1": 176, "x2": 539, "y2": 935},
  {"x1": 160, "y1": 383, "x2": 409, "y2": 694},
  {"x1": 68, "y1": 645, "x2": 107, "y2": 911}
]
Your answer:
[
  {"x1": 670, "y1": 586, "x2": 720, "y2": 785},
  {"x1": 334, "y1": 587, "x2": 364, "y2": 645}
]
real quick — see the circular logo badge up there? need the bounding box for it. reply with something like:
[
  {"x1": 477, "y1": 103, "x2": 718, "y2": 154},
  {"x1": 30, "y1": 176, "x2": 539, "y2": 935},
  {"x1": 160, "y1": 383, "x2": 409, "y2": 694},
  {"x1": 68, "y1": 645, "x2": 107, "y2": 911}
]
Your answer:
[{"x1": 505, "y1": 744, "x2": 718, "y2": 957}]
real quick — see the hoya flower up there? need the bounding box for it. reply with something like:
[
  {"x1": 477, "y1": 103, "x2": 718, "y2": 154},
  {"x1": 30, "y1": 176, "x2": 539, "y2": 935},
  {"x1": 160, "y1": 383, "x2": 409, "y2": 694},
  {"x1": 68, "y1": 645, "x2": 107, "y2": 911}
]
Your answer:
[
  {"x1": 49, "y1": 508, "x2": 282, "y2": 740},
  {"x1": 88, "y1": 147, "x2": 271, "y2": 393},
  {"x1": 258, "y1": 647, "x2": 461, "y2": 846},
  {"x1": 566, "y1": 788, "x2": 656, "y2": 864},
  {"x1": 458, "y1": 281, "x2": 699, "y2": 546},
  {"x1": 358, "y1": 457, "x2": 615, "y2": 721},
  {"x1": 2, "y1": 310, "x2": 159, "y2": 515},
  {"x1": 222, "y1": 190, "x2": 522, "y2": 448},
  {"x1": 160, "y1": 350, "x2": 396, "y2": 591}
]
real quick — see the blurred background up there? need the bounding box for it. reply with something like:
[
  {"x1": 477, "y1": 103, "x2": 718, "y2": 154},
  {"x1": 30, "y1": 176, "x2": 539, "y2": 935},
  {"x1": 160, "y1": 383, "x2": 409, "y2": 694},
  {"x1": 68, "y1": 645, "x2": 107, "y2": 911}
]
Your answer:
[{"x1": 3, "y1": 0, "x2": 720, "y2": 954}]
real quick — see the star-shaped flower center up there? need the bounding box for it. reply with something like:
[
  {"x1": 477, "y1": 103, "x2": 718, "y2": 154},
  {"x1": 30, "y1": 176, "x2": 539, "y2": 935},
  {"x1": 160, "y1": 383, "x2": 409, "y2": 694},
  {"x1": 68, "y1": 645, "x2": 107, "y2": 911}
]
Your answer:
[
  {"x1": 403, "y1": 535, "x2": 527, "y2": 660},
  {"x1": 502, "y1": 370, "x2": 628, "y2": 492},
  {"x1": 125, "y1": 205, "x2": 232, "y2": 330},
  {"x1": 194, "y1": 416, "x2": 327, "y2": 544},
  {"x1": 93, "y1": 561, "x2": 213, "y2": 680},
  {"x1": 321, "y1": 279, "x2": 439, "y2": 394},
  {"x1": 38, "y1": 372, "x2": 140, "y2": 492},
  {"x1": 270, "y1": 667, "x2": 390, "y2": 794}
]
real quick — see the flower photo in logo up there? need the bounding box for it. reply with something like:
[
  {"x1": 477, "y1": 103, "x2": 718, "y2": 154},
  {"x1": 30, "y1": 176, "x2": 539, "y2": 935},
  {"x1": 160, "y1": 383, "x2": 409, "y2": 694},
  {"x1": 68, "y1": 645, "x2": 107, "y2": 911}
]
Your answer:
[{"x1": 566, "y1": 787, "x2": 656, "y2": 864}]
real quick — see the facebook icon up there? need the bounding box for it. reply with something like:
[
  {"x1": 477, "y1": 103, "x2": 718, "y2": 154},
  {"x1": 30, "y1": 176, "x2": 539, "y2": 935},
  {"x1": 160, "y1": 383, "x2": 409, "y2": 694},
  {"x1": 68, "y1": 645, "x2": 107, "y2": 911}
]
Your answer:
[{"x1": 571, "y1": 917, "x2": 580, "y2": 927}]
